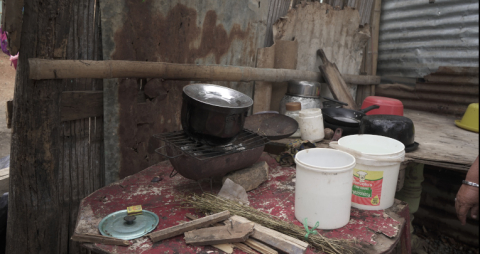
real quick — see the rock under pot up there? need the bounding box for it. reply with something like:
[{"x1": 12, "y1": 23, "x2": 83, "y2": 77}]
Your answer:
[{"x1": 181, "y1": 84, "x2": 253, "y2": 146}]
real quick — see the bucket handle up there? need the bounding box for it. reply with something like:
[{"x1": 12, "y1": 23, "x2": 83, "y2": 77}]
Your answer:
[{"x1": 329, "y1": 141, "x2": 404, "y2": 162}]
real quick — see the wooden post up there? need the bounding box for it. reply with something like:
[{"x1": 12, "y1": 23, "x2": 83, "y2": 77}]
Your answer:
[
  {"x1": 6, "y1": 0, "x2": 105, "y2": 254},
  {"x1": 370, "y1": 0, "x2": 382, "y2": 96}
]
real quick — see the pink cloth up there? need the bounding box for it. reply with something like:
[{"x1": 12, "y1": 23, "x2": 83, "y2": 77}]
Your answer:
[{"x1": 10, "y1": 54, "x2": 18, "y2": 69}]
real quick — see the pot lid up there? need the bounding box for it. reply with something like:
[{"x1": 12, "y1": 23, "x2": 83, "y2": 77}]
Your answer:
[
  {"x1": 98, "y1": 210, "x2": 159, "y2": 240},
  {"x1": 183, "y1": 84, "x2": 253, "y2": 108}
]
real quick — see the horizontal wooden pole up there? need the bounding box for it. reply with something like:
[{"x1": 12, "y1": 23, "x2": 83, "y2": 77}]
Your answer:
[{"x1": 28, "y1": 59, "x2": 381, "y2": 85}]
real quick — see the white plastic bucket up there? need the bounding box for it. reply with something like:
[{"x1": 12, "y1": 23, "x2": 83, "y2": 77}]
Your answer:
[
  {"x1": 294, "y1": 148, "x2": 356, "y2": 229},
  {"x1": 331, "y1": 134, "x2": 405, "y2": 210}
]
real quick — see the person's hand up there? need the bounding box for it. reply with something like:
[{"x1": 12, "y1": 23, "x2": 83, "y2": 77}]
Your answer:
[{"x1": 455, "y1": 184, "x2": 479, "y2": 225}]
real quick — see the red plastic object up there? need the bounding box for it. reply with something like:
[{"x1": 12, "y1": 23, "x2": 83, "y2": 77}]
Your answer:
[{"x1": 361, "y1": 96, "x2": 404, "y2": 116}]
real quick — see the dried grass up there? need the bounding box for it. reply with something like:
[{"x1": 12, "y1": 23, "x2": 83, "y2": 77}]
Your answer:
[{"x1": 182, "y1": 193, "x2": 362, "y2": 254}]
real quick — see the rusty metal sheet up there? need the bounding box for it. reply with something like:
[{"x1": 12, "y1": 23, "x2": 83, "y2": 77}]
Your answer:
[
  {"x1": 100, "y1": 0, "x2": 270, "y2": 182},
  {"x1": 273, "y1": 2, "x2": 371, "y2": 100},
  {"x1": 377, "y1": 0, "x2": 479, "y2": 78}
]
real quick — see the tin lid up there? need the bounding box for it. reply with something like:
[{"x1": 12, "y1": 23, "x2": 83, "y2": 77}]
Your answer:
[
  {"x1": 286, "y1": 102, "x2": 301, "y2": 111},
  {"x1": 98, "y1": 210, "x2": 159, "y2": 240}
]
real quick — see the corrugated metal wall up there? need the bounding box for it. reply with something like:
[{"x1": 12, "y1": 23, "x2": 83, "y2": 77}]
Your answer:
[{"x1": 377, "y1": 0, "x2": 479, "y2": 78}]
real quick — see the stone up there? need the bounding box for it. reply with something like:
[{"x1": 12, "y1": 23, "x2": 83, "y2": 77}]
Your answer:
[
  {"x1": 324, "y1": 128, "x2": 334, "y2": 140},
  {"x1": 222, "y1": 161, "x2": 269, "y2": 192}
]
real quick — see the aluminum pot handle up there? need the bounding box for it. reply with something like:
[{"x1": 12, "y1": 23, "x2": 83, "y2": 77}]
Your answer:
[{"x1": 154, "y1": 145, "x2": 184, "y2": 159}]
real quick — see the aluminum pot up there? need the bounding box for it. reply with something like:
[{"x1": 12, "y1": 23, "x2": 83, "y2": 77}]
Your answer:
[
  {"x1": 181, "y1": 84, "x2": 253, "y2": 146},
  {"x1": 286, "y1": 80, "x2": 322, "y2": 98}
]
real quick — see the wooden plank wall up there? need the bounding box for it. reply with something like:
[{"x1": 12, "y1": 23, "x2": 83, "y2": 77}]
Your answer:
[{"x1": 6, "y1": 0, "x2": 104, "y2": 254}]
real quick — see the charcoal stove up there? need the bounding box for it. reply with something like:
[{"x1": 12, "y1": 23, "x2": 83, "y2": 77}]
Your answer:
[{"x1": 154, "y1": 130, "x2": 268, "y2": 182}]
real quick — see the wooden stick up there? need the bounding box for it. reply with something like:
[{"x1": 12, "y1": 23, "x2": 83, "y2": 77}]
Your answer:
[
  {"x1": 28, "y1": 59, "x2": 381, "y2": 85},
  {"x1": 230, "y1": 215, "x2": 308, "y2": 254},
  {"x1": 184, "y1": 223, "x2": 255, "y2": 246},
  {"x1": 318, "y1": 49, "x2": 359, "y2": 110},
  {"x1": 186, "y1": 213, "x2": 258, "y2": 253},
  {"x1": 233, "y1": 242, "x2": 259, "y2": 254},
  {"x1": 148, "y1": 210, "x2": 230, "y2": 243},
  {"x1": 245, "y1": 239, "x2": 278, "y2": 254},
  {"x1": 70, "y1": 233, "x2": 130, "y2": 246}
]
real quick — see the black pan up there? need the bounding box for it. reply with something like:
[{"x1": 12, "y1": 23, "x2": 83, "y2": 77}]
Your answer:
[
  {"x1": 322, "y1": 105, "x2": 380, "y2": 127},
  {"x1": 244, "y1": 113, "x2": 298, "y2": 140}
]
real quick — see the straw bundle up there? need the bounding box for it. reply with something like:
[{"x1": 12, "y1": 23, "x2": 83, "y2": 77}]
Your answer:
[{"x1": 182, "y1": 193, "x2": 361, "y2": 254}]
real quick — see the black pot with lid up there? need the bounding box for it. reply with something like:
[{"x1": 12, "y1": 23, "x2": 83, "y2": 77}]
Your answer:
[{"x1": 359, "y1": 115, "x2": 419, "y2": 152}]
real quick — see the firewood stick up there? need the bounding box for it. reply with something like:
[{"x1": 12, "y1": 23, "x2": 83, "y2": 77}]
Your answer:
[
  {"x1": 71, "y1": 233, "x2": 130, "y2": 246},
  {"x1": 186, "y1": 213, "x2": 258, "y2": 254},
  {"x1": 148, "y1": 210, "x2": 230, "y2": 242}
]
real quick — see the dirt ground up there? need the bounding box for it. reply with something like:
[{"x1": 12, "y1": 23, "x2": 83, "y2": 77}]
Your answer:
[
  {"x1": 412, "y1": 224, "x2": 479, "y2": 254},
  {"x1": 0, "y1": 53, "x2": 15, "y2": 159}
]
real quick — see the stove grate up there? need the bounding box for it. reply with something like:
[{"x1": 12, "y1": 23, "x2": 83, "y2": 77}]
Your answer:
[{"x1": 153, "y1": 130, "x2": 269, "y2": 160}]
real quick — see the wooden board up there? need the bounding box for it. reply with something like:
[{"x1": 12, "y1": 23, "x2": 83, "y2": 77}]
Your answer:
[
  {"x1": 245, "y1": 239, "x2": 278, "y2": 254},
  {"x1": 61, "y1": 91, "x2": 104, "y2": 121},
  {"x1": 253, "y1": 40, "x2": 298, "y2": 113},
  {"x1": 184, "y1": 223, "x2": 254, "y2": 246},
  {"x1": 318, "y1": 49, "x2": 358, "y2": 110},
  {"x1": 148, "y1": 211, "x2": 231, "y2": 242},
  {"x1": 229, "y1": 215, "x2": 308, "y2": 254}
]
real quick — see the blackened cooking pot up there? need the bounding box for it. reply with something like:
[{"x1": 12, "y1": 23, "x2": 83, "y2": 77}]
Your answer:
[
  {"x1": 181, "y1": 84, "x2": 253, "y2": 146},
  {"x1": 359, "y1": 115, "x2": 417, "y2": 151}
]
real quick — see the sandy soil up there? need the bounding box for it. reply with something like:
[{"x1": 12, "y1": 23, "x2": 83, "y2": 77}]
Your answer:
[{"x1": 0, "y1": 53, "x2": 15, "y2": 159}]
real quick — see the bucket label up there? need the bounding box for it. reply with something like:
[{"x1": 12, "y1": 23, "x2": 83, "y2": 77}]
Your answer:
[{"x1": 352, "y1": 168, "x2": 383, "y2": 206}]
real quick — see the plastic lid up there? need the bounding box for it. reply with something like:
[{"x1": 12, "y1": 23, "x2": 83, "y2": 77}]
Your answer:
[
  {"x1": 98, "y1": 210, "x2": 159, "y2": 240},
  {"x1": 286, "y1": 102, "x2": 301, "y2": 111},
  {"x1": 363, "y1": 96, "x2": 403, "y2": 107}
]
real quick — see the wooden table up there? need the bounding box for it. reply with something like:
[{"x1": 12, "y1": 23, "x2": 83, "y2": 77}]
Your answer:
[
  {"x1": 268, "y1": 109, "x2": 479, "y2": 171},
  {"x1": 75, "y1": 153, "x2": 410, "y2": 254},
  {"x1": 401, "y1": 109, "x2": 478, "y2": 171}
]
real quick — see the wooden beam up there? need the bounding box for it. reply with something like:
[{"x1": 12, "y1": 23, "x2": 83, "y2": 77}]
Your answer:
[
  {"x1": 148, "y1": 211, "x2": 230, "y2": 243},
  {"x1": 70, "y1": 233, "x2": 130, "y2": 246},
  {"x1": 184, "y1": 223, "x2": 255, "y2": 246},
  {"x1": 28, "y1": 59, "x2": 381, "y2": 85},
  {"x1": 318, "y1": 49, "x2": 358, "y2": 110},
  {"x1": 230, "y1": 215, "x2": 308, "y2": 254},
  {"x1": 61, "y1": 91, "x2": 103, "y2": 122}
]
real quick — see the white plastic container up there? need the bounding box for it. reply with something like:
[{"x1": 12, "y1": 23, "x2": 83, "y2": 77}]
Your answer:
[
  {"x1": 285, "y1": 102, "x2": 302, "y2": 138},
  {"x1": 298, "y1": 108, "x2": 324, "y2": 142},
  {"x1": 330, "y1": 134, "x2": 405, "y2": 210},
  {"x1": 294, "y1": 148, "x2": 356, "y2": 229}
]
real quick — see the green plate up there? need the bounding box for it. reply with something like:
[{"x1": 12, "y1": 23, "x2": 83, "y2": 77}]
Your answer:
[{"x1": 98, "y1": 210, "x2": 159, "y2": 240}]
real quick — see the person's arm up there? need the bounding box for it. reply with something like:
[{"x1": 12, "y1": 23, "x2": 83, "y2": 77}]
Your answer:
[{"x1": 455, "y1": 156, "x2": 479, "y2": 225}]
